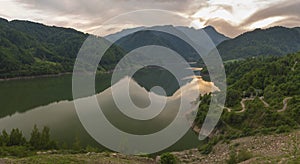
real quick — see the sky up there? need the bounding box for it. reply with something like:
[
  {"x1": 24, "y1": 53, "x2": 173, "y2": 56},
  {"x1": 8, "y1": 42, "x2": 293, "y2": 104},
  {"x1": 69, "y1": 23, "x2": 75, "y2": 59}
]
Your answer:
[{"x1": 0, "y1": 0, "x2": 299, "y2": 37}]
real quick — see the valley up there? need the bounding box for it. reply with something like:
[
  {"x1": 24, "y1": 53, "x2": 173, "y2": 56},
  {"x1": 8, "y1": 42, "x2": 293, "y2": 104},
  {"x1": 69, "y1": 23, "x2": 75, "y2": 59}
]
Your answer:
[{"x1": 0, "y1": 16, "x2": 300, "y2": 163}]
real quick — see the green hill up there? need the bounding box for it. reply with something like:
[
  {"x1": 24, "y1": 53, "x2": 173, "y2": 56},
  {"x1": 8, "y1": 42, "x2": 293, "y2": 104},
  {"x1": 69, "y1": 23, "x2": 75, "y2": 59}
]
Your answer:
[
  {"x1": 111, "y1": 25, "x2": 229, "y2": 62},
  {"x1": 0, "y1": 18, "x2": 124, "y2": 78},
  {"x1": 217, "y1": 26, "x2": 300, "y2": 61},
  {"x1": 198, "y1": 52, "x2": 300, "y2": 143}
]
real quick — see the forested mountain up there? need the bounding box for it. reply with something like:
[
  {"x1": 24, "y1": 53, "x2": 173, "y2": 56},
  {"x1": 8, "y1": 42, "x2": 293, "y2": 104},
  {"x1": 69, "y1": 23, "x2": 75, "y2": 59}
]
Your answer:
[
  {"x1": 225, "y1": 52, "x2": 300, "y2": 107},
  {"x1": 2, "y1": 17, "x2": 300, "y2": 79},
  {"x1": 0, "y1": 18, "x2": 124, "y2": 78},
  {"x1": 0, "y1": 19, "x2": 230, "y2": 78},
  {"x1": 217, "y1": 26, "x2": 300, "y2": 61},
  {"x1": 108, "y1": 25, "x2": 229, "y2": 62},
  {"x1": 106, "y1": 25, "x2": 229, "y2": 46},
  {"x1": 114, "y1": 29, "x2": 201, "y2": 61},
  {"x1": 197, "y1": 52, "x2": 300, "y2": 146},
  {"x1": 176, "y1": 26, "x2": 229, "y2": 46}
]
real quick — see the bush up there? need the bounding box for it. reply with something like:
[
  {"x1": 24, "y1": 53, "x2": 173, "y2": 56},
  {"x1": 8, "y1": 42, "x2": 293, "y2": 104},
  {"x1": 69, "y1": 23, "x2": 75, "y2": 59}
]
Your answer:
[
  {"x1": 160, "y1": 152, "x2": 178, "y2": 164},
  {"x1": 198, "y1": 136, "x2": 222, "y2": 155},
  {"x1": 85, "y1": 145, "x2": 100, "y2": 153},
  {"x1": 198, "y1": 143, "x2": 213, "y2": 155},
  {"x1": 275, "y1": 125, "x2": 292, "y2": 134},
  {"x1": 227, "y1": 149, "x2": 253, "y2": 164},
  {"x1": 0, "y1": 146, "x2": 32, "y2": 158}
]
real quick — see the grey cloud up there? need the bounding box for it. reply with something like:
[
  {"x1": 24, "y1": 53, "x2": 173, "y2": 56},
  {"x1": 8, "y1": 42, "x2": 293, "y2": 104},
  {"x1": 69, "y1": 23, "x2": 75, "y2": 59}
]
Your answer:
[
  {"x1": 204, "y1": 18, "x2": 245, "y2": 38},
  {"x1": 202, "y1": 0, "x2": 300, "y2": 37},
  {"x1": 15, "y1": 0, "x2": 201, "y2": 17},
  {"x1": 241, "y1": 0, "x2": 300, "y2": 26},
  {"x1": 269, "y1": 16, "x2": 300, "y2": 28},
  {"x1": 9, "y1": 0, "x2": 300, "y2": 37},
  {"x1": 14, "y1": 0, "x2": 203, "y2": 35}
]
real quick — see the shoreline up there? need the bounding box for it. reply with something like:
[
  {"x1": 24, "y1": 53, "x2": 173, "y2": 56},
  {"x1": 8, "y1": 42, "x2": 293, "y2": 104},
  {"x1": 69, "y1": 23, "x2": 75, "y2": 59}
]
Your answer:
[
  {"x1": 0, "y1": 72, "x2": 72, "y2": 82},
  {"x1": 0, "y1": 71, "x2": 112, "y2": 82}
]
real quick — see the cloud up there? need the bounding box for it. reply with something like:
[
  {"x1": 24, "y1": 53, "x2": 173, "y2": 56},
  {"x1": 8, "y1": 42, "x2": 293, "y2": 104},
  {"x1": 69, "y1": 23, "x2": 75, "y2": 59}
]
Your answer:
[
  {"x1": 269, "y1": 16, "x2": 300, "y2": 27},
  {"x1": 203, "y1": 18, "x2": 246, "y2": 38},
  {"x1": 1, "y1": 0, "x2": 300, "y2": 37},
  {"x1": 241, "y1": 0, "x2": 300, "y2": 26},
  {"x1": 10, "y1": 0, "x2": 202, "y2": 35},
  {"x1": 192, "y1": 0, "x2": 300, "y2": 37},
  {"x1": 14, "y1": 0, "x2": 200, "y2": 18}
]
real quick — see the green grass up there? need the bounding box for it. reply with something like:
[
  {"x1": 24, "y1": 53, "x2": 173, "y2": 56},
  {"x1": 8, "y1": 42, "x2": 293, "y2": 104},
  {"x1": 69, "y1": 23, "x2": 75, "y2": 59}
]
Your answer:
[{"x1": 1, "y1": 153, "x2": 153, "y2": 164}]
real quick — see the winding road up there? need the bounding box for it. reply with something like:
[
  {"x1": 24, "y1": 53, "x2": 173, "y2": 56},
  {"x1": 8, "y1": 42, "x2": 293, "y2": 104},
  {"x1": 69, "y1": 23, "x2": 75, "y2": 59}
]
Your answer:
[
  {"x1": 259, "y1": 96, "x2": 270, "y2": 108},
  {"x1": 224, "y1": 97, "x2": 292, "y2": 114},
  {"x1": 292, "y1": 61, "x2": 298, "y2": 71},
  {"x1": 277, "y1": 97, "x2": 293, "y2": 112},
  {"x1": 235, "y1": 97, "x2": 255, "y2": 113},
  {"x1": 192, "y1": 97, "x2": 293, "y2": 134}
]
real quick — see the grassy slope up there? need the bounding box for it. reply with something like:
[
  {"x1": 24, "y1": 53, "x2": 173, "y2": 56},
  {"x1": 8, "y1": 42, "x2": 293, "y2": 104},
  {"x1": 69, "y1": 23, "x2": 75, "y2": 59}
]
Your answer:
[
  {"x1": 1, "y1": 130, "x2": 299, "y2": 163},
  {"x1": 1, "y1": 153, "x2": 154, "y2": 164}
]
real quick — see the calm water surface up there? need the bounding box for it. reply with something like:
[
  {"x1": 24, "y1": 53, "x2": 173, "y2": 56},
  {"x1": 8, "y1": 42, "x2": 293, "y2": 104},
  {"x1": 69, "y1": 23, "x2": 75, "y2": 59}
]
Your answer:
[{"x1": 0, "y1": 70, "x2": 200, "y2": 152}]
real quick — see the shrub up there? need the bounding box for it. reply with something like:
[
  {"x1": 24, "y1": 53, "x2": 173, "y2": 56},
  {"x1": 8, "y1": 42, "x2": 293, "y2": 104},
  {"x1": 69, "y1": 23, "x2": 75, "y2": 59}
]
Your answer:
[
  {"x1": 227, "y1": 149, "x2": 253, "y2": 164},
  {"x1": 160, "y1": 152, "x2": 178, "y2": 164},
  {"x1": 275, "y1": 125, "x2": 291, "y2": 134},
  {"x1": 85, "y1": 145, "x2": 99, "y2": 153},
  {"x1": 198, "y1": 136, "x2": 222, "y2": 155},
  {"x1": 0, "y1": 146, "x2": 32, "y2": 158},
  {"x1": 198, "y1": 143, "x2": 213, "y2": 155}
]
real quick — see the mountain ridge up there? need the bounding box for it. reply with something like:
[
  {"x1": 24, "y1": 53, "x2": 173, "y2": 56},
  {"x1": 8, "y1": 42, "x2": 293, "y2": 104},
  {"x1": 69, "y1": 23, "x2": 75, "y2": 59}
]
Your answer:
[
  {"x1": 106, "y1": 25, "x2": 230, "y2": 46},
  {"x1": 1, "y1": 17, "x2": 300, "y2": 78},
  {"x1": 0, "y1": 17, "x2": 124, "y2": 78},
  {"x1": 217, "y1": 26, "x2": 300, "y2": 61}
]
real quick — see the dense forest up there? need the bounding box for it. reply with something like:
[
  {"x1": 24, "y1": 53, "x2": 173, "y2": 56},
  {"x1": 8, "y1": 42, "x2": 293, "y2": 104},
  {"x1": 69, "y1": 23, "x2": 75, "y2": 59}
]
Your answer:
[
  {"x1": 0, "y1": 125, "x2": 103, "y2": 158},
  {"x1": 197, "y1": 52, "x2": 300, "y2": 154},
  {"x1": 217, "y1": 26, "x2": 300, "y2": 61},
  {"x1": 2, "y1": 18, "x2": 300, "y2": 79},
  {"x1": 0, "y1": 18, "x2": 124, "y2": 78}
]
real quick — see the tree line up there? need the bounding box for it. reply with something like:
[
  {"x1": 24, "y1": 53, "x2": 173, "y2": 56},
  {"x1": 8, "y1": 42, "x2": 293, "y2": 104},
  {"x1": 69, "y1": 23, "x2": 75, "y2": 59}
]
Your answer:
[{"x1": 0, "y1": 125, "x2": 56, "y2": 150}]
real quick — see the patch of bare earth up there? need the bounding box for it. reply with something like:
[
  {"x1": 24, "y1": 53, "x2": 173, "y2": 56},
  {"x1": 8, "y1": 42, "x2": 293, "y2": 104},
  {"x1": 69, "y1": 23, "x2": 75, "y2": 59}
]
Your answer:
[{"x1": 171, "y1": 130, "x2": 300, "y2": 163}]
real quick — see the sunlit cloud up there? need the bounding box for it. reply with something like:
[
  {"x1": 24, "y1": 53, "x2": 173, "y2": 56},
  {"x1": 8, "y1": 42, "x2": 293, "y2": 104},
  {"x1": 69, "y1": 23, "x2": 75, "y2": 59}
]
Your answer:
[
  {"x1": 249, "y1": 16, "x2": 287, "y2": 29},
  {"x1": 190, "y1": 19, "x2": 205, "y2": 29},
  {"x1": 0, "y1": 0, "x2": 299, "y2": 37}
]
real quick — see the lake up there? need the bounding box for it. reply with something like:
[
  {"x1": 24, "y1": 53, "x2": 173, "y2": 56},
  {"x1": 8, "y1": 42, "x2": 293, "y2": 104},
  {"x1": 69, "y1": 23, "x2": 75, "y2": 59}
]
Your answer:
[{"x1": 0, "y1": 69, "x2": 200, "y2": 153}]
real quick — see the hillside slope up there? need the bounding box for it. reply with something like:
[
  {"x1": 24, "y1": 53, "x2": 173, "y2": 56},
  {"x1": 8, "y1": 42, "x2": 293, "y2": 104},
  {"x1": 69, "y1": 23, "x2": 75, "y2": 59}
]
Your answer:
[
  {"x1": 0, "y1": 18, "x2": 124, "y2": 78},
  {"x1": 108, "y1": 25, "x2": 229, "y2": 62},
  {"x1": 1, "y1": 130, "x2": 299, "y2": 163},
  {"x1": 106, "y1": 25, "x2": 229, "y2": 46},
  {"x1": 217, "y1": 26, "x2": 300, "y2": 61},
  {"x1": 195, "y1": 52, "x2": 300, "y2": 149}
]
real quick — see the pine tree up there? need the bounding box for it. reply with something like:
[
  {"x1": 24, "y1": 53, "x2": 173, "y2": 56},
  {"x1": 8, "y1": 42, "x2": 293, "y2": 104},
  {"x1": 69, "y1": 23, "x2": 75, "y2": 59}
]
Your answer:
[
  {"x1": 8, "y1": 128, "x2": 26, "y2": 146},
  {"x1": 72, "y1": 136, "x2": 81, "y2": 151},
  {"x1": 41, "y1": 126, "x2": 51, "y2": 149},
  {"x1": 1, "y1": 130, "x2": 9, "y2": 146},
  {"x1": 29, "y1": 125, "x2": 41, "y2": 149},
  {"x1": 29, "y1": 125, "x2": 56, "y2": 150},
  {"x1": 0, "y1": 132, "x2": 3, "y2": 146}
]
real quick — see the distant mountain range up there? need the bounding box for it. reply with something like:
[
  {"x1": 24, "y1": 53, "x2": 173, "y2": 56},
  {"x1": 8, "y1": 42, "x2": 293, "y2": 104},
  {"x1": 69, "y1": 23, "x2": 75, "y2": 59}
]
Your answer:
[
  {"x1": 106, "y1": 25, "x2": 229, "y2": 46},
  {"x1": 106, "y1": 25, "x2": 230, "y2": 62},
  {"x1": 107, "y1": 25, "x2": 300, "y2": 62},
  {"x1": 1, "y1": 17, "x2": 300, "y2": 78}
]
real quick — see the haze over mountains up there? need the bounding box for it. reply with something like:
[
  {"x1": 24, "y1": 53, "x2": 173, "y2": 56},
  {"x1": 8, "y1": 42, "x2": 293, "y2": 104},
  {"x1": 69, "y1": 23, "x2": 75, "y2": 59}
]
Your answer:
[
  {"x1": 1, "y1": 17, "x2": 300, "y2": 78},
  {"x1": 105, "y1": 25, "x2": 230, "y2": 46}
]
